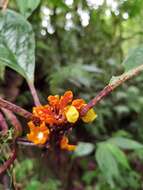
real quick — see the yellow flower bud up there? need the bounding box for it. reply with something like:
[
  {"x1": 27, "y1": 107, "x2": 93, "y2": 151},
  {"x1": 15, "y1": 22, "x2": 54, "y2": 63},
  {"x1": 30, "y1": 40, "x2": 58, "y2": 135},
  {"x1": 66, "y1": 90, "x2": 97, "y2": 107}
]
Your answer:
[
  {"x1": 65, "y1": 105, "x2": 79, "y2": 123},
  {"x1": 82, "y1": 109, "x2": 97, "y2": 123}
]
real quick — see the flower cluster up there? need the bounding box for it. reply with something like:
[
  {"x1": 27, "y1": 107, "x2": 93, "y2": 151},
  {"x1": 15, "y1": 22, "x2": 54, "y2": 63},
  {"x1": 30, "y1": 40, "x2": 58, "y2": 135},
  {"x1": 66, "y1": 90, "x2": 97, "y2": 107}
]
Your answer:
[{"x1": 27, "y1": 91, "x2": 97, "y2": 151}]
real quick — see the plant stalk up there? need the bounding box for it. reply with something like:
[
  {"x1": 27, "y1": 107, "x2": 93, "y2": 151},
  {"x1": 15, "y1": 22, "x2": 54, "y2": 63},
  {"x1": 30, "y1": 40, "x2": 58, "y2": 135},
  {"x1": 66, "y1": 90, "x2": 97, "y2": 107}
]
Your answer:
[
  {"x1": 81, "y1": 65, "x2": 143, "y2": 115},
  {"x1": 0, "y1": 98, "x2": 32, "y2": 120},
  {"x1": 28, "y1": 82, "x2": 41, "y2": 106}
]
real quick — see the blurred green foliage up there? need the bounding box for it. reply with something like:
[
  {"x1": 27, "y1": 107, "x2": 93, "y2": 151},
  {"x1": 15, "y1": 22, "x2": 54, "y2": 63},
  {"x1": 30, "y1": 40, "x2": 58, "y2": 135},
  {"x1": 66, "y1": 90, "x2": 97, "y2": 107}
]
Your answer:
[{"x1": 1, "y1": 0, "x2": 143, "y2": 189}]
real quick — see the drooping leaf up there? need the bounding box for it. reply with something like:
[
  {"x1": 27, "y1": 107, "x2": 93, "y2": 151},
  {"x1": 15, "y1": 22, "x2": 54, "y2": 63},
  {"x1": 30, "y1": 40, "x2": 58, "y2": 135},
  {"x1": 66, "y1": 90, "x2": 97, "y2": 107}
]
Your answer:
[
  {"x1": 95, "y1": 143, "x2": 120, "y2": 187},
  {"x1": 108, "y1": 137, "x2": 143, "y2": 150},
  {"x1": 0, "y1": 9, "x2": 35, "y2": 82},
  {"x1": 74, "y1": 142, "x2": 94, "y2": 157},
  {"x1": 16, "y1": 0, "x2": 40, "y2": 19},
  {"x1": 123, "y1": 45, "x2": 143, "y2": 72},
  {"x1": 106, "y1": 143, "x2": 130, "y2": 169},
  {"x1": 95, "y1": 142, "x2": 131, "y2": 187}
]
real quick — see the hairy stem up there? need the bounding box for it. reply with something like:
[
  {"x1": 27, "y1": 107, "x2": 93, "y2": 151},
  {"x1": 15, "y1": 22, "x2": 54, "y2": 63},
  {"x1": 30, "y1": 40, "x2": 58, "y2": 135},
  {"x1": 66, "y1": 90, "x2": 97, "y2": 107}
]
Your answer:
[
  {"x1": 28, "y1": 82, "x2": 41, "y2": 106},
  {"x1": 81, "y1": 65, "x2": 143, "y2": 115},
  {"x1": 0, "y1": 98, "x2": 32, "y2": 119}
]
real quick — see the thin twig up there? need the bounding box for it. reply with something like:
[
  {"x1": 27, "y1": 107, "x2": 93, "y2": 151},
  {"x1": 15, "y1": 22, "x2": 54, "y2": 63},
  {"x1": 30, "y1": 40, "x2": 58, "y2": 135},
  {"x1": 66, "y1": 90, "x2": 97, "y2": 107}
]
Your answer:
[
  {"x1": 81, "y1": 64, "x2": 143, "y2": 115},
  {"x1": 0, "y1": 98, "x2": 33, "y2": 120}
]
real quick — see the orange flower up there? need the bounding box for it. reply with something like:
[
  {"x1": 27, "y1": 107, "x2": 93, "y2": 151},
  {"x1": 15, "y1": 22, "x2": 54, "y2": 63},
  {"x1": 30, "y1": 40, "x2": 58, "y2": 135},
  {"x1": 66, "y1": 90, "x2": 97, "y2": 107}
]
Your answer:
[
  {"x1": 32, "y1": 91, "x2": 97, "y2": 126},
  {"x1": 27, "y1": 121, "x2": 50, "y2": 145},
  {"x1": 60, "y1": 136, "x2": 76, "y2": 151},
  {"x1": 27, "y1": 90, "x2": 97, "y2": 150},
  {"x1": 33, "y1": 91, "x2": 74, "y2": 126}
]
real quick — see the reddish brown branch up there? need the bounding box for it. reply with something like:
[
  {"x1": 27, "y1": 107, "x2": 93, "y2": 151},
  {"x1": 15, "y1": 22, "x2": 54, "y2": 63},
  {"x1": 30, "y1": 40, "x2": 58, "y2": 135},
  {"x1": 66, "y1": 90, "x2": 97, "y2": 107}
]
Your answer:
[
  {"x1": 0, "y1": 98, "x2": 32, "y2": 120},
  {"x1": 81, "y1": 65, "x2": 143, "y2": 115}
]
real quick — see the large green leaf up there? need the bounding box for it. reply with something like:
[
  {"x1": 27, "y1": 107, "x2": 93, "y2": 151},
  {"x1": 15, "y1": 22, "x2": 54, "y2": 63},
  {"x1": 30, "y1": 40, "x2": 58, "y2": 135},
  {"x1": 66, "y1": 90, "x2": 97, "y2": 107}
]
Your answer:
[
  {"x1": 108, "y1": 137, "x2": 143, "y2": 150},
  {"x1": 95, "y1": 142, "x2": 132, "y2": 187},
  {"x1": 106, "y1": 143, "x2": 130, "y2": 169},
  {"x1": 16, "y1": 0, "x2": 40, "y2": 19},
  {"x1": 123, "y1": 45, "x2": 143, "y2": 72},
  {"x1": 95, "y1": 143, "x2": 120, "y2": 187},
  {"x1": 0, "y1": 10, "x2": 35, "y2": 82}
]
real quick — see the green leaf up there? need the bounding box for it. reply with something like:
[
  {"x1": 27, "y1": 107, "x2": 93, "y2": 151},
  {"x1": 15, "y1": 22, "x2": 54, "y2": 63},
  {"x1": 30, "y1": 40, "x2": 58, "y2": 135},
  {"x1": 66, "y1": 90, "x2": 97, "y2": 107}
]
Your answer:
[
  {"x1": 106, "y1": 143, "x2": 130, "y2": 169},
  {"x1": 108, "y1": 137, "x2": 143, "y2": 150},
  {"x1": 0, "y1": 10, "x2": 35, "y2": 82},
  {"x1": 16, "y1": 0, "x2": 40, "y2": 19},
  {"x1": 95, "y1": 143, "x2": 120, "y2": 187},
  {"x1": 123, "y1": 45, "x2": 143, "y2": 72},
  {"x1": 95, "y1": 142, "x2": 131, "y2": 187},
  {"x1": 74, "y1": 142, "x2": 94, "y2": 157}
]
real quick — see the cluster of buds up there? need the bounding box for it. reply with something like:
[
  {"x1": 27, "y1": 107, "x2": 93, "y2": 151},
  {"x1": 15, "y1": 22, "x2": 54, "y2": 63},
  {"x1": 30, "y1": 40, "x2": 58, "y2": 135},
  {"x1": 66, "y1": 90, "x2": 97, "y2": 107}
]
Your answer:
[{"x1": 27, "y1": 91, "x2": 97, "y2": 151}]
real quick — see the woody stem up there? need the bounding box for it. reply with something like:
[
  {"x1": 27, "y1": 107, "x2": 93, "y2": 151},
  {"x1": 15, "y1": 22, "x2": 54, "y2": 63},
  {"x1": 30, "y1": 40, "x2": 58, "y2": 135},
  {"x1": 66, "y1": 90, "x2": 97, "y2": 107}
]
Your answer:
[{"x1": 81, "y1": 65, "x2": 143, "y2": 116}]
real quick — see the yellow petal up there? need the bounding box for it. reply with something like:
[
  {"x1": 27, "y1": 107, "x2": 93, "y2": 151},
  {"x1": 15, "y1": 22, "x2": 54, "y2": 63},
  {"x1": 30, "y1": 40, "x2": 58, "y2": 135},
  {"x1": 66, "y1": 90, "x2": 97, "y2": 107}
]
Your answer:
[
  {"x1": 82, "y1": 109, "x2": 97, "y2": 123},
  {"x1": 65, "y1": 105, "x2": 79, "y2": 123}
]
